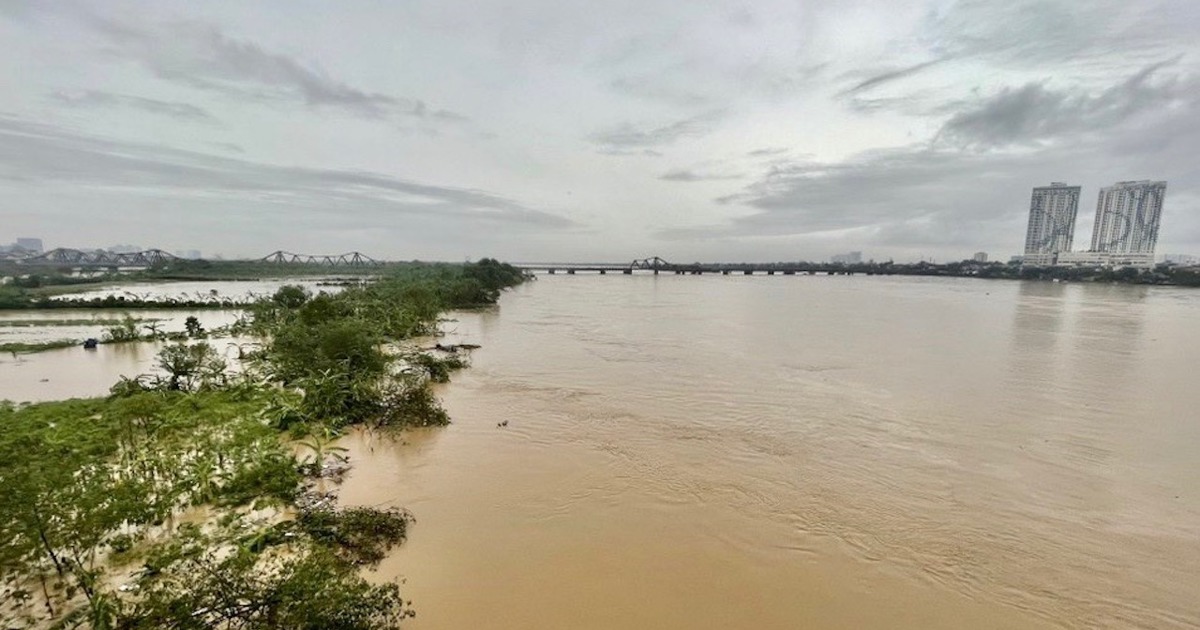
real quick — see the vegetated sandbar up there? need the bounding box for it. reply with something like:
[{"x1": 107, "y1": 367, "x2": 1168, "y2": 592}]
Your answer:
[{"x1": 0, "y1": 259, "x2": 526, "y2": 628}]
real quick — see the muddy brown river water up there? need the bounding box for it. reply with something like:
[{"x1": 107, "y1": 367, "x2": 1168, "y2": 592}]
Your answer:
[{"x1": 4, "y1": 275, "x2": 1198, "y2": 628}]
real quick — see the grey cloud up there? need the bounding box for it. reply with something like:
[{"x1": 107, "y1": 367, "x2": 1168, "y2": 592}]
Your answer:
[
  {"x1": 596, "y1": 148, "x2": 663, "y2": 157},
  {"x1": 51, "y1": 90, "x2": 216, "y2": 123},
  {"x1": 936, "y1": 58, "x2": 1188, "y2": 148},
  {"x1": 839, "y1": 58, "x2": 950, "y2": 96},
  {"x1": 926, "y1": 0, "x2": 1199, "y2": 70},
  {"x1": 590, "y1": 111, "x2": 724, "y2": 149},
  {"x1": 87, "y1": 16, "x2": 466, "y2": 122},
  {"x1": 209, "y1": 141, "x2": 244, "y2": 154},
  {"x1": 746, "y1": 147, "x2": 789, "y2": 157},
  {"x1": 659, "y1": 68, "x2": 1200, "y2": 254},
  {"x1": 660, "y1": 168, "x2": 744, "y2": 182},
  {"x1": 0, "y1": 117, "x2": 573, "y2": 230}
]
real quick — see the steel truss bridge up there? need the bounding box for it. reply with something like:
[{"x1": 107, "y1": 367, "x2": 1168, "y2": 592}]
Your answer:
[
  {"x1": 5, "y1": 248, "x2": 384, "y2": 268},
  {"x1": 259, "y1": 251, "x2": 382, "y2": 266},
  {"x1": 14, "y1": 248, "x2": 181, "y2": 267}
]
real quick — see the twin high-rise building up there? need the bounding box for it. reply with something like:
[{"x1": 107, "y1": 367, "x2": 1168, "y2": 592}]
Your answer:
[
  {"x1": 1090, "y1": 181, "x2": 1168, "y2": 254},
  {"x1": 1022, "y1": 182, "x2": 1081, "y2": 266},
  {"x1": 1021, "y1": 180, "x2": 1168, "y2": 267}
]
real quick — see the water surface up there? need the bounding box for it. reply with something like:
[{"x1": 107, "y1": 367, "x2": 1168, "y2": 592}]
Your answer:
[{"x1": 336, "y1": 275, "x2": 1199, "y2": 629}]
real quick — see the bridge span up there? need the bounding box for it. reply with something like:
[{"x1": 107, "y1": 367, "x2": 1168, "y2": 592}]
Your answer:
[{"x1": 513, "y1": 257, "x2": 861, "y2": 276}]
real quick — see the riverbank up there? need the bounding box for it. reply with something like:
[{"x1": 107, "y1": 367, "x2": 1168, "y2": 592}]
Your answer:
[{"x1": 0, "y1": 259, "x2": 526, "y2": 628}]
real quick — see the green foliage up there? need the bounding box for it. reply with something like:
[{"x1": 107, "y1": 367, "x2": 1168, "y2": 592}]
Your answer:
[
  {"x1": 1, "y1": 259, "x2": 528, "y2": 628},
  {"x1": 183, "y1": 316, "x2": 205, "y2": 338},
  {"x1": 0, "y1": 391, "x2": 305, "y2": 625},
  {"x1": 406, "y1": 352, "x2": 468, "y2": 383},
  {"x1": 156, "y1": 342, "x2": 227, "y2": 391},
  {"x1": 103, "y1": 314, "x2": 142, "y2": 342},
  {"x1": 374, "y1": 378, "x2": 451, "y2": 429},
  {"x1": 294, "y1": 506, "x2": 413, "y2": 566},
  {"x1": 297, "y1": 426, "x2": 350, "y2": 475},
  {"x1": 272, "y1": 284, "x2": 311, "y2": 309},
  {"x1": 124, "y1": 546, "x2": 413, "y2": 629},
  {"x1": 0, "y1": 339, "x2": 79, "y2": 353}
]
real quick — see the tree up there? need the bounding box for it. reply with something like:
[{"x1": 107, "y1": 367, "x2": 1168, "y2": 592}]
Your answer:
[
  {"x1": 184, "y1": 316, "x2": 205, "y2": 338},
  {"x1": 156, "y1": 342, "x2": 225, "y2": 391}
]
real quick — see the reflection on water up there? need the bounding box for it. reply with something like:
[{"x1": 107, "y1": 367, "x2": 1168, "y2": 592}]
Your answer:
[{"x1": 335, "y1": 275, "x2": 1199, "y2": 630}]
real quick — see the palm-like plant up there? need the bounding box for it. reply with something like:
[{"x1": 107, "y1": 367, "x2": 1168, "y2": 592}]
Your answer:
[{"x1": 296, "y1": 426, "x2": 348, "y2": 476}]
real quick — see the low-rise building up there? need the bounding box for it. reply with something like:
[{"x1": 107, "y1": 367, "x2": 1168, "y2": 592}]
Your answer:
[{"x1": 1055, "y1": 251, "x2": 1155, "y2": 268}]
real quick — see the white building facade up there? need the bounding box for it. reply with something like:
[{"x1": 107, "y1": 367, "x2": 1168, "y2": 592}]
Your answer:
[
  {"x1": 1023, "y1": 182, "x2": 1080, "y2": 264},
  {"x1": 1090, "y1": 180, "x2": 1167, "y2": 255}
]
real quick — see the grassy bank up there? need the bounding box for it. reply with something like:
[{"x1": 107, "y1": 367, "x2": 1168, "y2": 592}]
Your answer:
[{"x1": 0, "y1": 259, "x2": 525, "y2": 629}]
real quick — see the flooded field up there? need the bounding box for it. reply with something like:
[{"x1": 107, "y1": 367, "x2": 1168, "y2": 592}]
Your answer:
[
  {"x1": 3, "y1": 274, "x2": 1198, "y2": 628},
  {"x1": 51, "y1": 277, "x2": 351, "y2": 303},
  {"x1": 0, "y1": 278, "x2": 359, "y2": 402}
]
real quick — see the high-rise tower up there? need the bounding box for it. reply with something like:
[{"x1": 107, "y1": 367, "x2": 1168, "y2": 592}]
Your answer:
[
  {"x1": 1023, "y1": 182, "x2": 1080, "y2": 265},
  {"x1": 1090, "y1": 180, "x2": 1167, "y2": 255}
]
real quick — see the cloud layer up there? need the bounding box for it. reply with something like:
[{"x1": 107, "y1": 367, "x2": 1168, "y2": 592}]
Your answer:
[{"x1": 0, "y1": 0, "x2": 1197, "y2": 261}]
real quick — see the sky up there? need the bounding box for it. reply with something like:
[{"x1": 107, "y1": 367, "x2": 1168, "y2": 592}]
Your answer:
[{"x1": 1, "y1": 0, "x2": 1198, "y2": 263}]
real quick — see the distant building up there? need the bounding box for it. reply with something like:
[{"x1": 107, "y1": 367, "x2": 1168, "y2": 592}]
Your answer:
[
  {"x1": 830, "y1": 251, "x2": 862, "y2": 264},
  {"x1": 1090, "y1": 180, "x2": 1167, "y2": 255},
  {"x1": 1023, "y1": 182, "x2": 1080, "y2": 265},
  {"x1": 972, "y1": 252, "x2": 988, "y2": 263},
  {"x1": 1056, "y1": 251, "x2": 1155, "y2": 268},
  {"x1": 15, "y1": 237, "x2": 43, "y2": 254},
  {"x1": 1163, "y1": 253, "x2": 1199, "y2": 266}
]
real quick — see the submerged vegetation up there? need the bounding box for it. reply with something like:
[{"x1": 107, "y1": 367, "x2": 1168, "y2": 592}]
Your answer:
[
  {"x1": 0, "y1": 259, "x2": 525, "y2": 629},
  {"x1": 0, "y1": 314, "x2": 229, "y2": 356}
]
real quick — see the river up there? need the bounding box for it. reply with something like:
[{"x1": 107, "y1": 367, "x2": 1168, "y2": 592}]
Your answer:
[
  {"x1": 340, "y1": 275, "x2": 1199, "y2": 629},
  {"x1": 3, "y1": 274, "x2": 1198, "y2": 628}
]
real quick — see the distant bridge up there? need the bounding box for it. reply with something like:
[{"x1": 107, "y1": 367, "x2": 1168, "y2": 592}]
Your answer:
[
  {"x1": 17, "y1": 248, "x2": 180, "y2": 267},
  {"x1": 512, "y1": 257, "x2": 863, "y2": 276},
  {"x1": 259, "y1": 251, "x2": 382, "y2": 266},
  {"x1": 6, "y1": 248, "x2": 386, "y2": 268}
]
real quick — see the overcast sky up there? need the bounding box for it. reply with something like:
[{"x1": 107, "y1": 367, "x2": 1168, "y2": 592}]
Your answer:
[{"x1": 1, "y1": 0, "x2": 1197, "y2": 262}]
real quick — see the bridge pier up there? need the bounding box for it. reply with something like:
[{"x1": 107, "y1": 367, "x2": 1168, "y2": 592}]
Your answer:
[
  {"x1": 567, "y1": 269, "x2": 575, "y2": 275},
  {"x1": 623, "y1": 269, "x2": 632, "y2": 274},
  {"x1": 767, "y1": 270, "x2": 775, "y2": 276},
  {"x1": 599, "y1": 269, "x2": 606, "y2": 275},
  {"x1": 784, "y1": 270, "x2": 795, "y2": 275},
  {"x1": 722, "y1": 270, "x2": 730, "y2": 275},
  {"x1": 548, "y1": 269, "x2": 556, "y2": 274},
  {"x1": 744, "y1": 270, "x2": 753, "y2": 275}
]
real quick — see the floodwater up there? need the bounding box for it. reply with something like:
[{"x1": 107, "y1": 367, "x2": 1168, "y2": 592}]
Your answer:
[
  {"x1": 1, "y1": 278, "x2": 348, "y2": 402},
  {"x1": 3, "y1": 274, "x2": 1197, "y2": 628},
  {"x1": 334, "y1": 275, "x2": 1200, "y2": 630},
  {"x1": 51, "y1": 277, "x2": 349, "y2": 303},
  {"x1": 0, "y1": 310, "x2": 245, "y2": 402}
]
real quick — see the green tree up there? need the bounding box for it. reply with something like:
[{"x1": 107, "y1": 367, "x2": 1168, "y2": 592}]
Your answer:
[{"x1": 156, "y1": 342, "x2": 226, "y2": 391}]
